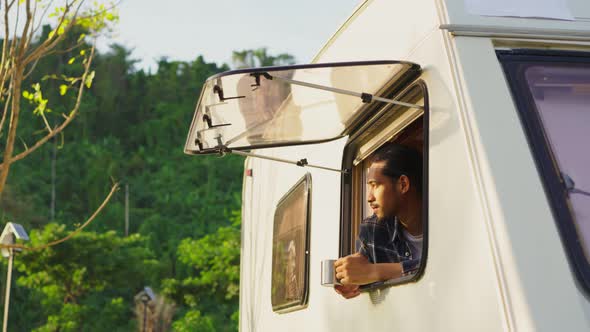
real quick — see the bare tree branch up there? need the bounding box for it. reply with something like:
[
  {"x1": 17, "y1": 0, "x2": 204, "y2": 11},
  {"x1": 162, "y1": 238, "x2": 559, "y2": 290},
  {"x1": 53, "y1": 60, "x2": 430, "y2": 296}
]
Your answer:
[
  {"x1": 22, "y1": 0, "x2": 81, "y2": 67},
  {"x1": 40, "y1": 39, "x2": 85, "y2": 57},
  {"x1": 0, "y1": 4, "x2": 9, "y2": 82},
  {"x1": 12, "y1": 0, "x2": 20, "y2": 45},
  {"x1": 0, "y1": 182, "x2": 120, "y2": 251},
  {"x1": 74, "y1": 0, "x2": 121, "y2": 21},
  {"x1": 17, "y1": 135, "x2": 28, "y2": 151},
  {"x1": 15, "y1": 0, "x2": 34, "y2": 64},
  {"x1": 0, "y1": 88, "x2": 12, "y2": 134},
  {"x1": 0, "y1": 63, "x2": 24, "y2": 196},
  {"x1": 24, "y1": 0, "x2": 40, "y2": 52},
  {"x1": 22, "y1": 56, "x2": 40, "y2": 80},
  {"x1": 5, "y1": 0, "x2": 16, "y2": 9},
  {"x1": 0, "y1": 0, "x2": 21, "y2": 103},
  {"x1": 0, "y1": 0, "x2": 12, "y2": 93},
  {"x1": 40, "y1": 111, "x2": 52, "y2": 133},
  {"x1": 30, "y1": 0, "x2": 54, "y2": 37}
]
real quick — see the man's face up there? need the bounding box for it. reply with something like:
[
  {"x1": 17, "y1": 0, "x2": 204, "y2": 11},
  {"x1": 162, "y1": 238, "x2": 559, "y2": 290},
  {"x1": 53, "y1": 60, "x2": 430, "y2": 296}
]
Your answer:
[{"x1": 366, "y1": 161, "x2": 399, "y2": 220}]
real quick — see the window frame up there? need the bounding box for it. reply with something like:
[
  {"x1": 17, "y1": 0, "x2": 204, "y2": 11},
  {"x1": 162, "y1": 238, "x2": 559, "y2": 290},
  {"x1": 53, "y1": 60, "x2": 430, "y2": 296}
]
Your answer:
[
  {"x1": 339, "y1": 80, "x2": 430, "y2": 290},
  {"x1": 497, "y1": 49, "x2": 590, "y2": 295},
  {"x1": 184, "y1": 61, "x2": 422, "y2": 155},
  {"x1": 271, "y1": 173, "x2": 312, "y2": 313}
]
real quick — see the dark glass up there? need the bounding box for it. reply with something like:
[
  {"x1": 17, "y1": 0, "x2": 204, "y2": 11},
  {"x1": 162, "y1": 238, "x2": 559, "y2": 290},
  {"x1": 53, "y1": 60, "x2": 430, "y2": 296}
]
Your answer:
[{"x1": 271, "y1": 174, "x2": 311, "y2": 313}]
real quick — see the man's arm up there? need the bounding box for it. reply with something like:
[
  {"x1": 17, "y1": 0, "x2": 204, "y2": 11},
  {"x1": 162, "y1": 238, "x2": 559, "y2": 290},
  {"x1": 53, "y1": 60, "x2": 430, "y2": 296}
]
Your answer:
[
  {"x1": 334, "y1": 253, "x2": 403, "y2": 285},
  {"x1": 334, "y1": 284, "x2": 360, "y2": 299}
]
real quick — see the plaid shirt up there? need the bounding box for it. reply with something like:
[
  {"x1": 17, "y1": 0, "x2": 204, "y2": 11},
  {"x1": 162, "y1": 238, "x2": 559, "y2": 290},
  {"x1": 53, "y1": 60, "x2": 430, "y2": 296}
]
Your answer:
[{"x1": 357, "y1": 214, "x2": 421, "y2": 276}]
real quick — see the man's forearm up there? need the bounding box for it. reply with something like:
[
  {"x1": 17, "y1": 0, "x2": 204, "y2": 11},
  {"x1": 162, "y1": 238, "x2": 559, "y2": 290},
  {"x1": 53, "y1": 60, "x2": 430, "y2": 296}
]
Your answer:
[
  {"x1": 373, "y1": 262, "x2": 403, "y2": 281},
  {"x1": 336, "y1": 253, "x2": 405, "y2": 285}
]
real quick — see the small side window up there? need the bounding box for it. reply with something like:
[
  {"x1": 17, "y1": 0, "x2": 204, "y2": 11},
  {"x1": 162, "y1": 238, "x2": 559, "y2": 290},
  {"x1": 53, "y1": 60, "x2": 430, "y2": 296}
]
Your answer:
[
  {"x1": 340, "y1": 82, "x2": 429, "y2": 288},
  {"x1": 271, "y1": 174, "x2": 311, "y2": 312}
]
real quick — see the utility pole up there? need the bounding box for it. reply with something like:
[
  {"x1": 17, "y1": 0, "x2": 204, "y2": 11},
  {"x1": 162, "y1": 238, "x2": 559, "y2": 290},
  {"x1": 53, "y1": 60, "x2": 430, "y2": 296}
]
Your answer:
[
  {"x1": 3, "y1": 248, "x2": 13, "y2": 332},
  {"x1": 0, "y1": 223, "x2": 29, "y2": 332},
  {"x1": 50, "y1": 137, "x2": 57, "y2": 220},
  {"x1": 125, "y1": 184, "x2": 129, "y2": 236}
]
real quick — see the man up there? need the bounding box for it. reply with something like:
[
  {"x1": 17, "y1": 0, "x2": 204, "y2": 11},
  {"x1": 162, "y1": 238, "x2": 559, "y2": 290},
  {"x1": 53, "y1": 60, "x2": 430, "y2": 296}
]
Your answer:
[{"x1": 335, "y1": 143, "x2": 423, "y2": 299}]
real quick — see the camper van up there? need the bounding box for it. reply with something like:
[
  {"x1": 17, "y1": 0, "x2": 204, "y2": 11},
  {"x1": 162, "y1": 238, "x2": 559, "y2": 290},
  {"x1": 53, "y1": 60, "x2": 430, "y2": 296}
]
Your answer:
[{"x1": 184, "y1": 0, "x2": 590, "y2": 330}]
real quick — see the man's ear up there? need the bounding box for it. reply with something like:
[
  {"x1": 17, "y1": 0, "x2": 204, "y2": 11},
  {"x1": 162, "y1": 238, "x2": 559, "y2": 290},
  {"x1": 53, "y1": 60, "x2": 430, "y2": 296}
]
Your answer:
[{"x1": 398, "y1": 175, "x2": 411, "y2": 194}]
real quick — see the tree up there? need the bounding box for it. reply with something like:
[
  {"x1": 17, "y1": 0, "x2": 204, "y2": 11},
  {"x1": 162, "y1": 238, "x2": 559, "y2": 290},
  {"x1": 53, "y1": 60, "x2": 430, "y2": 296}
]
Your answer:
[
  {"x1": 0, "y1": 44, "x2": 293, "y2": 329},
  {"x1": 0, "y1": 0, "x2": 118, "y2": 201},
  {"x1": 162, "y1": 49, "x2": 297, "y2": 330},
  {"x1": 3, "y1": 50, "x2": 243, "y2": 329},
  {"x1": 232, "y1": 47, "x2": 295, "y2": 69},
  {"x1": 163, "y1": 211, "x2": 241, "y2": 332},
  {"x1": 0, "y1": 7, "x2": 121, "y2": 328},
  {"x1": 14, "y1": 223, "x2": 159, "y2": 331},
  {"x1": 171, "y1": 310, "x2": 215, "y2": 332}
]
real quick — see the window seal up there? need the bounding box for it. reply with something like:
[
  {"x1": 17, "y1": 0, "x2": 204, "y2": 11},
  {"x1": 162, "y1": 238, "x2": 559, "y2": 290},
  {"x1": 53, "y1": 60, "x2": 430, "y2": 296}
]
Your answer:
[
  {"x1": 497, "y1": 48, "x2": 590, "y2": 296},
  {"x1": 339, "y1": 79, "x2": 430, "y2": 289}
]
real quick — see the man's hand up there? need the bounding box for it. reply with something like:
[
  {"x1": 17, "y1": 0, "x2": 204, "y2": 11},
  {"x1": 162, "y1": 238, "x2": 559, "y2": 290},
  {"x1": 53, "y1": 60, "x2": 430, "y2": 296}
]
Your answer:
[
  {"x1": 334, "y1": 253, "x2": 379, "y2": 285},
  {"x1": 334, "y1": 284, "x2": 360, "y2": 299}
]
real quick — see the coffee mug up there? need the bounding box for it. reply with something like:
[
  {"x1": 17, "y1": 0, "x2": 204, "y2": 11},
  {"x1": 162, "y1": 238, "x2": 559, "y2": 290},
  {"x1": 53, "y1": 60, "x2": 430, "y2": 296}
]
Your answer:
[{"x1": 321, "y1": 259, "x2": 342, "y2": 286}]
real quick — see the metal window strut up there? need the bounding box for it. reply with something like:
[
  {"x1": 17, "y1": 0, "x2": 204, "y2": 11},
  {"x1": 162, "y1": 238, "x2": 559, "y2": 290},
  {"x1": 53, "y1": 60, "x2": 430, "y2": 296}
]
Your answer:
[
  {"x1": 563, "y1": 173, "x2": 590, "y2": 197},
  {"x1": 221, "y1": 147, "x2": 349, "y2": 174},
  {"x1": 268, "y1": 73, "x2": 424, "y2": 110}
]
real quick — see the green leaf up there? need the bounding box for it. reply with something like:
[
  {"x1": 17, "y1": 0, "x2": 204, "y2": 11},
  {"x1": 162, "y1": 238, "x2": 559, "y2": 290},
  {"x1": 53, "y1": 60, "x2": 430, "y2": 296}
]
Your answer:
[
  {"x1": 68, "y1": 57, "x2": 76, "y2": 65},
  {"x1": 33, "y1": 105, "x2": 43, "y2": 116},
  {"x1": 59, "y1": 85, "x2": 68, "y2": 96},
  {"x1": 85, "y1": 71, "x2": 95, "y2": 88},
  {"x1": 22, "y1": 90, "x2": 31, "y2": 100}
]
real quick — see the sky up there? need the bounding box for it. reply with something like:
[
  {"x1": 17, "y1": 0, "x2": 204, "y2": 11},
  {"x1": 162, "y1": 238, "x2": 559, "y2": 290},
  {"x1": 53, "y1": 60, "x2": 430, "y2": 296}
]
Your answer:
[{"x1": 103, "y1": 0, "x2": 362, "y2": 71}]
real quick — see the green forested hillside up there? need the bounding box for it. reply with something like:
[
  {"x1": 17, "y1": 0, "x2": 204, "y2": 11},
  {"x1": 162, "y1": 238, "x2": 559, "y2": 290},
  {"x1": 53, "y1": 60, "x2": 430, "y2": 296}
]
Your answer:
[{"x1": 0, "y1": 27, "x2": 287, "y2": 330}]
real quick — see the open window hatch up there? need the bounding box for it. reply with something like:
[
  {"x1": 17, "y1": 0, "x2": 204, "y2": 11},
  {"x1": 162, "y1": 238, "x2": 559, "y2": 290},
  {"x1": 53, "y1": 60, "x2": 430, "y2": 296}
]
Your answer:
[{"x1": 184, "y1": 61, "x2": 423, "y2": 173}]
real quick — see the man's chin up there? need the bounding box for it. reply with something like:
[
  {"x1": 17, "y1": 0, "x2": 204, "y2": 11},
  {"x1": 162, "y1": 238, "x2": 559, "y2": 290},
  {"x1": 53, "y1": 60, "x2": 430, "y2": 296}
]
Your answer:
[{"x1": 375, "y1": 213, "x2": 392, "y2": 222}]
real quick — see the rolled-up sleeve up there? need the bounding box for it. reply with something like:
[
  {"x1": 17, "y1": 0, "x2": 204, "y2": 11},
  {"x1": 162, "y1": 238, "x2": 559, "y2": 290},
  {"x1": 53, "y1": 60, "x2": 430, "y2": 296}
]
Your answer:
[{"x1": 401, "y1": 259, "x2": 420, "y2": 276}]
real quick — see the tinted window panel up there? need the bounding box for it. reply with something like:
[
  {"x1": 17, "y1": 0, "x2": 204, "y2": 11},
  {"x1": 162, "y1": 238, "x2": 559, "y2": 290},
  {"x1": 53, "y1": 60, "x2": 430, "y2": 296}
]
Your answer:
[
  {"x1": 498, "y1": 50, "x2": 590, "y2": 293},
  {"x1": 271, "y1": 174, "x2": 311, "y2": 312},
  {"x1": 524, "y1": 65, "x2": 590, "y2": 256}
]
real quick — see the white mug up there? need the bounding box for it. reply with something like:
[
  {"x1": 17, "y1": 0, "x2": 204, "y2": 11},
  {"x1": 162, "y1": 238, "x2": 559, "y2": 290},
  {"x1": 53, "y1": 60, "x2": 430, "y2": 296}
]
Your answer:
[{"x1": 321, "y1": 259, "x2": 342, "y2": 287}]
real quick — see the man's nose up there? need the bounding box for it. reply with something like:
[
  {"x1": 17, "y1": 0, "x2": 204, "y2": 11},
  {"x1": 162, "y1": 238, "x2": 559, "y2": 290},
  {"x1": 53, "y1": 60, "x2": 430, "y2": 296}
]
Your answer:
[{"x1": 367, "y1": 189, "x2": 375, "y2": 203}]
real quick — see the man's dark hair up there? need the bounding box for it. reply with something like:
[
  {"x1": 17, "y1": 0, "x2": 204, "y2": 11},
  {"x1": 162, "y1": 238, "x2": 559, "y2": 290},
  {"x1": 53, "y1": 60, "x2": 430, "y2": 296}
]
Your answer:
[{"x1": 372, "y1": 143, "x2": 423, "y2": 194}]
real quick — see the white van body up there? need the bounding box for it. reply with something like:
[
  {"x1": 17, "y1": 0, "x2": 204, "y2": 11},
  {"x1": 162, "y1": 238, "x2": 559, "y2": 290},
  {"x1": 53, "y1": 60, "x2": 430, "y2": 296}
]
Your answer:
[{"x1": 236, "y1": 0, "x2": 590, "y2": 330}]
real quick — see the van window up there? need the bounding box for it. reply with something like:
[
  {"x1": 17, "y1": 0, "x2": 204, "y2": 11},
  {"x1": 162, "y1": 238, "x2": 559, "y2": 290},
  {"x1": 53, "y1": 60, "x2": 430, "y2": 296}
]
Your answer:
[
  {"x1": 353, "y1": 120, "x2": 424, "y2": 246},
  {"x1": 341, "y1": 82, "x2": 428, "y2": 288},
  {"x1": 184, "y1": 61, "x2": 421, "y2": 155},
  {"x1": 498, "y1": 50, "x2": 590, "y2": 293},
  {"x1": 271, "y1": 174, "x2": 311, "y2": 312}
]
